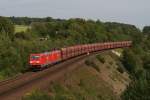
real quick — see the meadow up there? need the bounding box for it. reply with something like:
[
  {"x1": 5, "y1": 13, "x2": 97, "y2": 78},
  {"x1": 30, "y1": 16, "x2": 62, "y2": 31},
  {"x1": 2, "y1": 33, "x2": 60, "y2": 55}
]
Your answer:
[{"x1": 15, "y1": 25, "x2": 29, "y2": 33}]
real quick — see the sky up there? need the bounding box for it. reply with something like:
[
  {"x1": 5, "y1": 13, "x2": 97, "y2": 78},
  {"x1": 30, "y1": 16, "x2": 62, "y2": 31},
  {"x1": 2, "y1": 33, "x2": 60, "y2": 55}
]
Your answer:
[{"x1": 0, "y1": 0, "x2": 150, "y2": 28}]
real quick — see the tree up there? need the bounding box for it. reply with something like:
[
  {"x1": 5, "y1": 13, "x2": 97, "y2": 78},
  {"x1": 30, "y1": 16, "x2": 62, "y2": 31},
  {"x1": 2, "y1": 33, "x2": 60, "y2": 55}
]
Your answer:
[
  {"x1": 122, "y1": 49, "x2": 142, "y2": 74},
  {"x1": 143, "y1": 26, "x2": 150, "y2": 35},
  {"x1": 31, "y1": 22, "x2": 47, "y2": 36},
  {"x1": 0, "y1": 16, "x2": 14, "y2": 39}
]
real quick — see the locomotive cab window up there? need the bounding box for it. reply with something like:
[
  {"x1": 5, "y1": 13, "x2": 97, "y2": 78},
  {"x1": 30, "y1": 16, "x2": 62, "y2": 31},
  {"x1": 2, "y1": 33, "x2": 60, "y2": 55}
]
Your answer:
[{"x1": 31, "y1": 56, "x2": 40, "y2": 60}]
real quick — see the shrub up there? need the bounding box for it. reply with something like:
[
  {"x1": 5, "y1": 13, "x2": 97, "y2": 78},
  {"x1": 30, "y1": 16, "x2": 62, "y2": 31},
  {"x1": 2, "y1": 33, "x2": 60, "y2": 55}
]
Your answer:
[
  {"x1": 109, "y1": 61, "x2": 113, "y2": 65},
  {"x1": 96, "y1": 55, "x2": 105, "y2": 64},
  {"x1": 22, "y1": 90, "x2": 52, "y2": 100},
  {"x1": 78, "y1": 79, "x2": 85, "y2": 87},
  {"x1": 15, "y1": 32, "x2": 31, "y2": 40},
  {"x1": 122, "y1": 49, "x2": 142, "y2": 74},
  {"x1": 85, "y1": 59, "x2": 100, "y2": 72},
  {"x1": 116, "y1": 62, "x2": 125, "y2": 73},
  {"x1": 117, "y1": 66, "x2": 124, "y2": 73},
  {"x1": 51, "y1": 83, "x2": 76, "y2": 100}
]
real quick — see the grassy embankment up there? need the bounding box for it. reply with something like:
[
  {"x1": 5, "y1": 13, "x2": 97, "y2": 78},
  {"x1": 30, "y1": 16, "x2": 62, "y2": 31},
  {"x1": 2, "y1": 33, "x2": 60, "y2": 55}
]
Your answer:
[{"x1": 23, "y1": 51, "x2": 130, "y2": 100}]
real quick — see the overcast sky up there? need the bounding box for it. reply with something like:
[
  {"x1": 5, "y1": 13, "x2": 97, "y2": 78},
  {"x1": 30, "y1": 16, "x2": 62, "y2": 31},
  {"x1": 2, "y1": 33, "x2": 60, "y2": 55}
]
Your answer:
[{"x1": 0, "y1": 0, "x2": 149, "y2": 28}]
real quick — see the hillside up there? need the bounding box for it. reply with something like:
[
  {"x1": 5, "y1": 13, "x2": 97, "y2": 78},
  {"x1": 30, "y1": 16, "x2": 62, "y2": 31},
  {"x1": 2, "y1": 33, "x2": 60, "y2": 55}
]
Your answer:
[{"x1": 23, "y1": 50, "x2": 130, "y2": 100}]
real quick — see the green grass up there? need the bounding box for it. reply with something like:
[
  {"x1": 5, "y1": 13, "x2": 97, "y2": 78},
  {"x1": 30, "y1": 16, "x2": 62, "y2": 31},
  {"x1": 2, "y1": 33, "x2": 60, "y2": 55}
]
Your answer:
[{"x1": 15, "y1": 25, "x2": 29, "y2": 33}]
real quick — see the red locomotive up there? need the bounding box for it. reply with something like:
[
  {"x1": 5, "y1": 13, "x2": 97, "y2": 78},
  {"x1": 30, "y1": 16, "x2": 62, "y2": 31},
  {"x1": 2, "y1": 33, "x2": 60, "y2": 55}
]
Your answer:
[
  {"x1": 29, "y1": 41, "x2": 132, "y2": 69},
  {"x1": 30, "y1": 50, "x2": 61, "y2": 69}
]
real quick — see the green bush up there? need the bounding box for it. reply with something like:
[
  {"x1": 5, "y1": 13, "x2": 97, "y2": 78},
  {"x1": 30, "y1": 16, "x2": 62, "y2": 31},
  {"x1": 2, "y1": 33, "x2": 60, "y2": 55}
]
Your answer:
[
  {"x1": 78, "y1": 79, "x2": 85, "y2": 87},
  {"x1": 116, "y1": 62, "x2": 124, "y2": 73},
  {"x1": 117, "y1": 66, "x2": 124, "y2": 73},
  {"x1": 22, "y1": 90, "x2": 52, "y2": 100},
  {"x1": 122, "y1": 49, "x2": 142, "y2": 74},
  {"x1": 85, "y1": 59, "x2": 100, "y2": 72},
  {"x1": 109, "y1": 61, "x2": 113, "y2": 65},
  {"x1": 51, "y1": 83, "x2": 76, "y2": 100},
  {"x1": 96, "y1": 55, "x2": 105, "y2": 64}
]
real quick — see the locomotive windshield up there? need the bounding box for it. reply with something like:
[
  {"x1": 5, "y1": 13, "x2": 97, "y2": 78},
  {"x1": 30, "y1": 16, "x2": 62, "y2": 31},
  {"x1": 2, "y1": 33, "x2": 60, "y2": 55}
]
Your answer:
[{"x1": 31, "y1": 56, "x2": 40, "y2": 60}]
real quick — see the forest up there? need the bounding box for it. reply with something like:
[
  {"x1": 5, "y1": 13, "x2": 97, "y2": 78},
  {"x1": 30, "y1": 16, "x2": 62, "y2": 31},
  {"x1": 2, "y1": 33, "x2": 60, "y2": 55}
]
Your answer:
[{"x1": 0, "y1": 16, "x2": 150, "y2": 99}]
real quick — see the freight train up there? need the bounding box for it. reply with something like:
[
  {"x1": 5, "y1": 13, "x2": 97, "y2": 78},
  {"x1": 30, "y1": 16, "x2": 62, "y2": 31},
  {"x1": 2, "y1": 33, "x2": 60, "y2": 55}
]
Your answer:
[{"x1": 29, "y1": 41, "x2": 132, "y2": 69}]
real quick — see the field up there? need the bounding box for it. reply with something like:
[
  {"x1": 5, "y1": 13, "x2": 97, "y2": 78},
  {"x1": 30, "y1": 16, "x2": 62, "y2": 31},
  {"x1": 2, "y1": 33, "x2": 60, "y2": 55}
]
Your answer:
[{"x1": 15, "y1": 25, "x2": 29, "y2": 33}]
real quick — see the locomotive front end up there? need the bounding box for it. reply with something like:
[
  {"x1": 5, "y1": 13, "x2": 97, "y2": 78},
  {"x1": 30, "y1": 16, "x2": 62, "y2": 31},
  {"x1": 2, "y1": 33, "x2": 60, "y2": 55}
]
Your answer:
[{"x1": 29, "y1": 54, "x2": 42, "y2": 69}]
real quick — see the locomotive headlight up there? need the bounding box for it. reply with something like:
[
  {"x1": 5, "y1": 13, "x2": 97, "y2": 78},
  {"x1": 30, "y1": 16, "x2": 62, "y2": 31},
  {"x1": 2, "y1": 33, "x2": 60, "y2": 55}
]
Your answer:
[{"x1": 36, "y1": 61, "x2": 40, "y2": 63}]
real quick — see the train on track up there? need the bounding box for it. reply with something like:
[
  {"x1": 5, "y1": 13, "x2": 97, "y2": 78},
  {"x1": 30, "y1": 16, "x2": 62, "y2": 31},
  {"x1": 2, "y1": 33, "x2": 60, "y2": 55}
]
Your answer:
[{"x1": 29, "y1": 41, "x2": 132, "y2": 70}]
